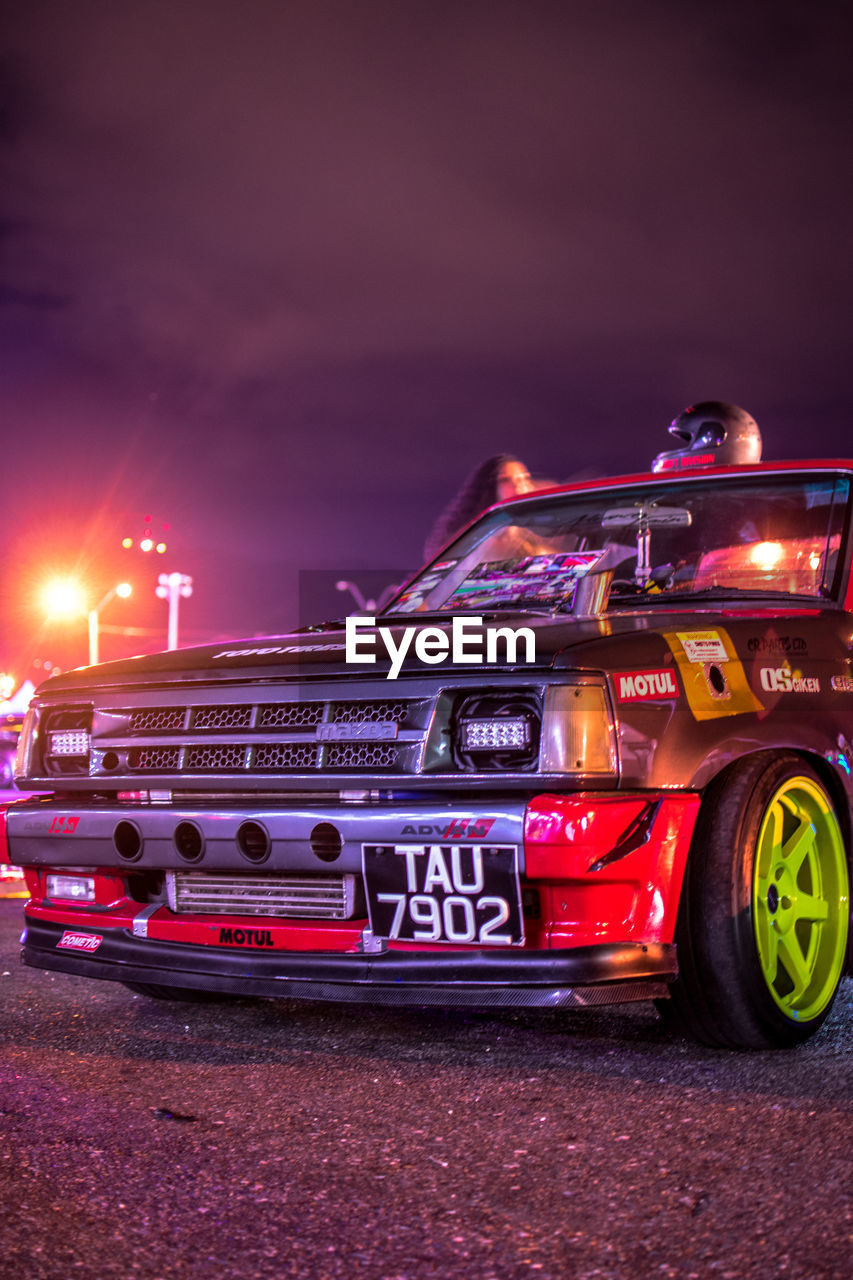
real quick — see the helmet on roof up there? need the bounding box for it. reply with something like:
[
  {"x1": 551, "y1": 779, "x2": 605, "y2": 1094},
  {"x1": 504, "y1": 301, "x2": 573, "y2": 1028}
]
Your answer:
[{"x1": 652, "y1": 401, "x2": 762, "y2": 473}]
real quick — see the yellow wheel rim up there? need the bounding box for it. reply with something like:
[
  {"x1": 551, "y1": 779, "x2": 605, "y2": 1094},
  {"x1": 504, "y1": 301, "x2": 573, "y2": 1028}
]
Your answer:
[{"x1": 753, "y1": 776, "x2": 849, "y2": 1022}]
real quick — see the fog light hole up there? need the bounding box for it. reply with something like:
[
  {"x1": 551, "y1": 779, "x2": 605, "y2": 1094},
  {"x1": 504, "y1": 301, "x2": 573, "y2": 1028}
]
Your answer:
[
  {"x1": 310, "y1": 821, "x2": 343, "y2": 863},
  {"x1": 174, "y1": 820, "x2": 205, "y2": 863},
  {"x1": 113, "y1": 820, "x2": 143, "y2": 862},
  {"x1": 237, "y1": 820, "x2": 271, "y2": 864}
]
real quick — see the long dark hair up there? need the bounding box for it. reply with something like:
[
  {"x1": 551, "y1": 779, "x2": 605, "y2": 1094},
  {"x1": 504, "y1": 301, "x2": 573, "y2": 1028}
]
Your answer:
[{"x1": 424, "y1": 454, "x2": 523, "y2": 561}]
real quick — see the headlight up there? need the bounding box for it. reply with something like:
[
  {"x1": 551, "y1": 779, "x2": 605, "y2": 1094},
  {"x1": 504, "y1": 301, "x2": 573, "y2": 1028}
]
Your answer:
[
  {"x1": 13, "y1": 707, "x2": 39, "y2": 779},
  {"x1": 459, "y1": 717, "x2": 531, "y2": 751},
  {"x1": 45, "y1": 874, "x2": 96, "y2": 902},
  {"x1": 540, "y1": 684, "x2": 617, "y2": 775},
  {"x1": 37, "y1": 706, "x2": 92, "y2": 777},
  {"x1": 452, "y1": 693, "x2": 541, "y2": 771}
]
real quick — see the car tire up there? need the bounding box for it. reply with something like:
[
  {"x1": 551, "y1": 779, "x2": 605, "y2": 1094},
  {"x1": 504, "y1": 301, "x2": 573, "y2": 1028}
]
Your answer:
[
  {"x1": 663, "y1": 753, "x2": 850, "y2": 1049},
  {"x1": 122, "y1": 981, "x2": 233, "y2": 1003}
]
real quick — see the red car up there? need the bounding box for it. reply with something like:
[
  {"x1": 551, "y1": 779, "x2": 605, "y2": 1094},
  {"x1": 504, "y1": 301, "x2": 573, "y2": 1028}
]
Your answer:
[{"x1": 4, "y1": 403, "x2": 851, "y2": 1048}]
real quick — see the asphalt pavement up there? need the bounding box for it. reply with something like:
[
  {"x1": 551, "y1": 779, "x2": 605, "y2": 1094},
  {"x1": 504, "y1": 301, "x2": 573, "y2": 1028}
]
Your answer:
[{"x1": 0, "y1": 898, "x2": 850, "y2": 1279}]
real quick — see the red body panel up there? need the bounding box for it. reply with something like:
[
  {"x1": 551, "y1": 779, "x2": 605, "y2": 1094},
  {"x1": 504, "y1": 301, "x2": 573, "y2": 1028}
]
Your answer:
[
  {"x1": 23, "y1": 789, "x2": 699, "y2": 961},
  {"x1": 524, "y1": 793, "x2": 699, "y2": 946}
]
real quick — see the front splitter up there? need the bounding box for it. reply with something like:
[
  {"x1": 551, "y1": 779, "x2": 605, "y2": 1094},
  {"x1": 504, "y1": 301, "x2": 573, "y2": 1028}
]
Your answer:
[{"x1": 22, "y1": 914, "x2": 676, "y2": 1009}]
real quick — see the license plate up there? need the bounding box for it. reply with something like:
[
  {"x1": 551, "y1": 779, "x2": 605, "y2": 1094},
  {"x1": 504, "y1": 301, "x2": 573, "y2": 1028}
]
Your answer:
[{"x1": 363, "y1": 843, "x2": 524, "y2": 946}]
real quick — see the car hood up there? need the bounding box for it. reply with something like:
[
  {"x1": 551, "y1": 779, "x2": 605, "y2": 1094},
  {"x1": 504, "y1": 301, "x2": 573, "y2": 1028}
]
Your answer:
[{"x1": 36, "y1": 606, "x2": 799, "y2": 695}]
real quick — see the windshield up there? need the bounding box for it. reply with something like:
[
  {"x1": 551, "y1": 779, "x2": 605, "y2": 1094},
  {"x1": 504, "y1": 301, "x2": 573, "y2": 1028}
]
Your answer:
[{"x1": 386, "y1": 472, "x2": 851, "y2": 615}]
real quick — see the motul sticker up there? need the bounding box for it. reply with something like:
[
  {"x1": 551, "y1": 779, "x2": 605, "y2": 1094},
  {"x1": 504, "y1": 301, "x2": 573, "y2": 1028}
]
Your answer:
[
  {"x1": 219, "y1": 928, "x2": 274, "y2": 947},
  {"x1": 677, "y1": 630, "x2": 729, "y2": 663},
  {"x1": 57, "y1": 931, "x2": 103, "y2": 953},
  {"x1": 616, "y1": 670, "x2": 679, "y2": 701}
]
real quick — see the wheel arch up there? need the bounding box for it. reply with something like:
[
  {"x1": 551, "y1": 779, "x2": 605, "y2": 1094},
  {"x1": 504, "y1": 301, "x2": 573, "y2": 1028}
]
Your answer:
[
  {"x1": 695, "y1": 746, "x2": 851, "y2": 854},
  {"x1": 799, "y1": 751, "x2": 853, "y2": 978},
  {"x1": 664, "y1": 748, "x2": 852, "y2": 1046},
  {"x1": 689, "y1": 745, "x2": 853, "y2": 977}
]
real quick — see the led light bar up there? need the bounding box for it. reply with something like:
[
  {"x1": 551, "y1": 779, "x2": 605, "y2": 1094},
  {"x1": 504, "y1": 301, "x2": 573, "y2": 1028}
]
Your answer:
[
  {"x1": 49, "y1": 729, "x2": 90, "y2": 757},
  {"x1": 460, "y1": 717, "x2": 530, "y2": 751}
]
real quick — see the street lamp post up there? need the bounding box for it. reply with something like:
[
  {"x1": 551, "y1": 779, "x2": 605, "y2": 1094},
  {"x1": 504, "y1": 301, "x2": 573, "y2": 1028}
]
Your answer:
[
  {"x1": 156, "y1": 572, "x2": 193, "y2": 650},
  {"x1": 336, "y1": 579, "x2": 372, "y2": 611},
  {"x1": 88, "y1": 583, "x2": 132, "y2": 666},
  {"x1": 335, "y1": 579, "x2": 401, "y2": 613}
]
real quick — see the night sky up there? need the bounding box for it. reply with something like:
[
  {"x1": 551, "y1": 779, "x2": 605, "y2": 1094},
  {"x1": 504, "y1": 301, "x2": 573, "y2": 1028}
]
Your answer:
[{"x1": 3, "y1": 1, "x2": 853, "y2": 679}]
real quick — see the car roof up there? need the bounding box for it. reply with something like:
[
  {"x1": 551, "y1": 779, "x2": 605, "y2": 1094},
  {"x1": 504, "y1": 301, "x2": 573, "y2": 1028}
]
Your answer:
[{"x1": 495, "y1": 459, "x2": 853, "y2": 508}]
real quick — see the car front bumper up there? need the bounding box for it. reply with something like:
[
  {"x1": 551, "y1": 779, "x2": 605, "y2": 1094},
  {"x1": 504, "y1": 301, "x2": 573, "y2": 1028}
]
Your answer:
[{"x1": 21, "y1": 913, "x2": 675, "y2": 1008}]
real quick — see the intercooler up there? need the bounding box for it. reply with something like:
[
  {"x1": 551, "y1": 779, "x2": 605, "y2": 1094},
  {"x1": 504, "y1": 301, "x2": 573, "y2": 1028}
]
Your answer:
[{"x1": 165, "y1": 870, "x2": 358, "y2": 919}]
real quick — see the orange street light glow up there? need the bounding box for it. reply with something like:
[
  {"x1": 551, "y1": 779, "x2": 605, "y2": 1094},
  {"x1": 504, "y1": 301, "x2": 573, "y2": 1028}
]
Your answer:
[
  {"x1": 749, "y1": 541, "x2": 784, "y2": 572},
  {"x1": 43, "y1": 578, "x2": 87, "y2": 618}
]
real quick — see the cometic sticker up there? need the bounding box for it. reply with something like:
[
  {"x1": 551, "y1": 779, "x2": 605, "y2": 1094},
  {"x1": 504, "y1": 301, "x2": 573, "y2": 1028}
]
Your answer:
[{"x1": 57, "y1": 931, "x2": 103, "y2": 953}]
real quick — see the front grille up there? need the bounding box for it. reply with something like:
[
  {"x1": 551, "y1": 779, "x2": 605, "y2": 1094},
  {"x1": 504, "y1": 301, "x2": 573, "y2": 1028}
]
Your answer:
[
  {"x1": 186, "y1": 744, "x2": 248, "y2": 770},
  {"x1": 258, "y1": 702, "x2": 325, "y2": 729},
  {"x1": 326, "y1": 742, "x2": 398, "y2": 768},
  {"x1": 129, "y1": 746, "x2": 181, "y2": 770},
  {"x1": 254, "y1": 743, "x2": 318, "y2": 770},
  {"x1": 104, "y1": 694, "x2": 421, "y2": 777},
  {"x1": 191, "y1": 705, "x2": 253, "y2": 731},
  {"x1": 333, "y1": 700, "x2": 410, "y2": 724},
  {"x1": 38, "y1": 684, "x2": 553, "y2": 783},
  {"x1": 130, "y1": 708, "x2": 186, "y2": 732},
  {"x1": 166, "y1": 871, "x2": 358, "y2": 919}
]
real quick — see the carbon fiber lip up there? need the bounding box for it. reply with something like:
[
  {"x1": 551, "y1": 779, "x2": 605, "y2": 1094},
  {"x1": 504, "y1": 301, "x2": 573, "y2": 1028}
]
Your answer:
[{"x1": 21, "y1": 915, "x2": 676, "y2": 1008}]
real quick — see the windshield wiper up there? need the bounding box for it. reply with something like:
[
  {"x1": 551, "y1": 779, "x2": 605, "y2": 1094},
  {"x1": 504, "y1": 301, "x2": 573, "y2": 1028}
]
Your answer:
[
  {"x1": 295, "y1": 619, "x2": 349, "y2": 632},
  {"x1": 612, "y1": 585, "x2": 792, "y2": 605},
  {"x1": 379, "y1": 606, "x2": 557, "y2": 621}
]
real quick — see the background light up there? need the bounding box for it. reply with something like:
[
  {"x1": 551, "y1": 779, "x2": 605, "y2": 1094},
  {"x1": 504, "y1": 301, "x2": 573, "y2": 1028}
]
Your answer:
[
  {"x1": 43, "y1": 578, "x2": 87, "y2": 618},
  {"x1": 749, "y1": 541, "x2": 784, "y2": 572}
]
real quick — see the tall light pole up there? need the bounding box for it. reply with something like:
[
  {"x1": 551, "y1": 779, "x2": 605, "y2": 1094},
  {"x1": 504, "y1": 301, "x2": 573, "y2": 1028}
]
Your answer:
[
  {"x1": 336, "y1": 579, "x2": 401, "y2": 613},
  {"x1": 88, "y1": 583, "x2": 132, "y2": 666},
  {"x1": 336, "y1": 579, "x2": 371, "y2": 611},
  {"x1": 156, "y1": 572, "x2": 193, "y2": 650}
]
